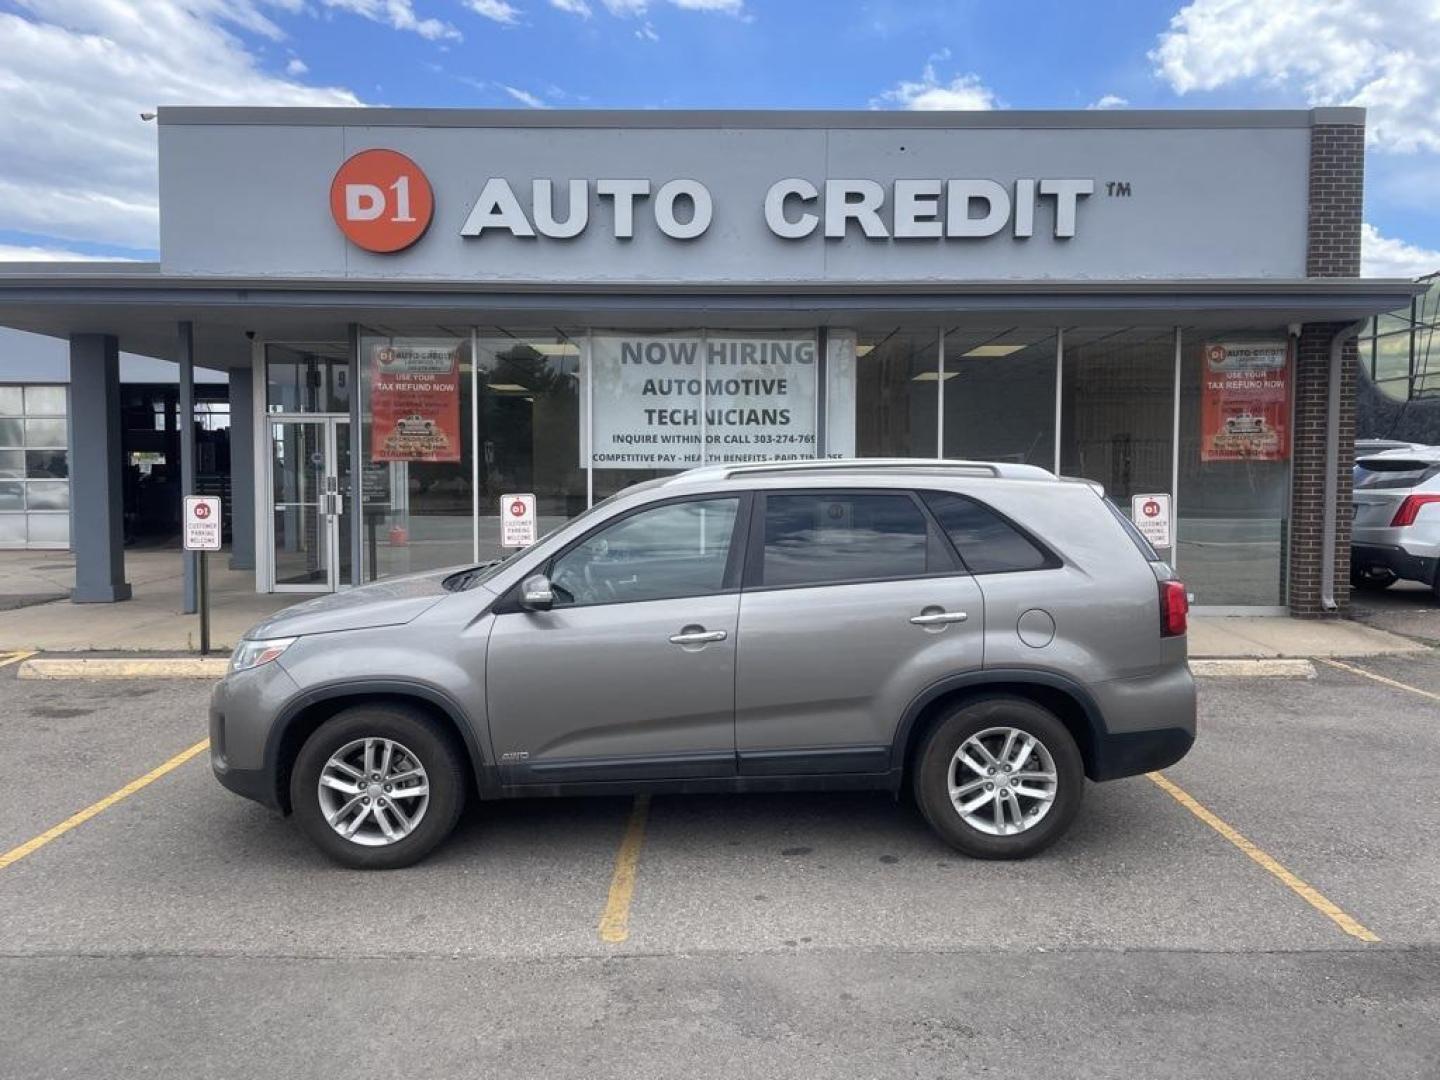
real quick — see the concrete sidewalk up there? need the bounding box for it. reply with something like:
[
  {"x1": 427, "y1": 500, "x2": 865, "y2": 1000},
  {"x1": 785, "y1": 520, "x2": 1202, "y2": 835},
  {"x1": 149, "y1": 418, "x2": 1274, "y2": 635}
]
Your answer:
[
  {"x1": 0, "y1": 548, "x2": 1429, "y2": 657},
  {"x1": 0, "y1": 549, "x2": 290, "y2": 652}
]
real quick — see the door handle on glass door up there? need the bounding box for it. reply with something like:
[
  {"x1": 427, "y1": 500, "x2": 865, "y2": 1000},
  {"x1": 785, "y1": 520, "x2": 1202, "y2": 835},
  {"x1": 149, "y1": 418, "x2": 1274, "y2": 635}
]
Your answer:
[
  {"x1": 909, "y1": 611, "x2": 968, "y2": 626},
  {"x1": 668, "y1": 628, "x2": 727, "y2": 645}
]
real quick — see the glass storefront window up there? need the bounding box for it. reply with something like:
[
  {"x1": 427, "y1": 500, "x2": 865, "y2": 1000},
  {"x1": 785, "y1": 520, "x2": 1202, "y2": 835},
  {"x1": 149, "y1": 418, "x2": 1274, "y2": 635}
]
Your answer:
[
  {"x1": 474, "y1": 330, "x2": 585, "y2": 560},
  {"x1": 359, "y1": 330, "x2": 474, "y2": 578},
  {"x1": 1178, "y1": 332, "x2": 1292, "y2": 607},
  {"x1": 0, "y1": 383, "x2": 70, "y2": 550},
  {"x1": 846, "y1": 329, "x2": 940, "y2": 457},
  {"x1": 1060, "y1": 328, "x2": 1176, "y2": 509},
  {"x1": 266, "y1": 343, "x2": 351, "y2": 413},
  {"x1": 943, "y1": 329, "x2": 1056, "y2": 467}
]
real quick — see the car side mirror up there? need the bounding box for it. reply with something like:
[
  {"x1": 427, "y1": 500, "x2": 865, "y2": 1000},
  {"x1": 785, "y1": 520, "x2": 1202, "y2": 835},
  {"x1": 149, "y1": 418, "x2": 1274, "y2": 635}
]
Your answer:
[{"x1": 519, "y1": 573, "x2": 555, "y2": 612}]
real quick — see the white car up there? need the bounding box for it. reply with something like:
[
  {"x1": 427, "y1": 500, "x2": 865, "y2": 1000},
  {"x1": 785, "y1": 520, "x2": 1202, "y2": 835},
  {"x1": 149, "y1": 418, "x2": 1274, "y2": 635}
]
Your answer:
[
  {"x1": 1223, "y1": 413, "x2": 1267, "y2": 435},
  {"x1": 1351, "y1": 447, "x2": 1440, "y2": 598}
]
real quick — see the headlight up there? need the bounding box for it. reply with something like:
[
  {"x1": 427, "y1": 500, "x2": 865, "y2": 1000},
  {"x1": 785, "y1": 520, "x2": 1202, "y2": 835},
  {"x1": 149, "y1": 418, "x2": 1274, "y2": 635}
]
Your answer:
[{"x1": 229, "y1": 637, "x2": 297, "y2": 673}]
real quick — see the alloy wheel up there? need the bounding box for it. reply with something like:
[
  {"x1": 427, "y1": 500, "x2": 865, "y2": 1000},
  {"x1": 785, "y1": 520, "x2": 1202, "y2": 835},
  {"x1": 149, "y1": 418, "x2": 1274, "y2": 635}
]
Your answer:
[
  {"x1": 947, "y1": 726, "x2": 1059, "y2": 836},
  {"x1": 317, "y1": 737, "x2": 430, "y2": 847}
]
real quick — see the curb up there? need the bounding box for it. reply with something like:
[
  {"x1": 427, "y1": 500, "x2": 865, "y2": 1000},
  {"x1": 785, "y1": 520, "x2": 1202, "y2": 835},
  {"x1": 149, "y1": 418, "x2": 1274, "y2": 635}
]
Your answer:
[
  {"x1": 1189, "y1": 658, "x2": 1317, "y2": 679},
  {"x1": 17, "y1": 657, "x2": 229, "y2": 681}
]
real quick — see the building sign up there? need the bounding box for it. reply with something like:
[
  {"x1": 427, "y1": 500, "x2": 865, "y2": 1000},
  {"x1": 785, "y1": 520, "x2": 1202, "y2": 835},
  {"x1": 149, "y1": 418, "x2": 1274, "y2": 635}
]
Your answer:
[
  {"x1": 1200, "y1": 341, "x2": 1290, "y2": 462},
  {"x1": 182, "y1": 495, "x2": 222, "y2": 552},
  {"x1": 330, "y1": 149, "x2": 434, "y2": 253},
  {"x1": 1130, "y1": 492, "x2": 1172, "y2": 550},
  {"x1": 587, "y1": 334, "x2": 818, "y2": 469},
  {"x1": 369, "y1": 341, "x2": 462, "y2": 462},
  {"x1": 458, "y1": 176, "x2": 1094, "y2": 243},
  {"x1": 500, "y1": 493, "x2": 537, "y2": 547}
]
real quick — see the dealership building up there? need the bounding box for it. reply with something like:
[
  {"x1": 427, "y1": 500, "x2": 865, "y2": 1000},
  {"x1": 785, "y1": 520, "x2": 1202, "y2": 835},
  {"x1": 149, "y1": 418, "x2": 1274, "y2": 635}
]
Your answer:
[{"x1": 0, "y1": 106, "x2": 1422, "y2": 616}]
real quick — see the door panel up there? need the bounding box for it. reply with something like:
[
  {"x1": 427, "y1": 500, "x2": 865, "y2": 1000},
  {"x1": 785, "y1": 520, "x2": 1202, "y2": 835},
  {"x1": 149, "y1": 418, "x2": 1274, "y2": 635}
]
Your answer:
[
  {"x1": 486, "y1": 594, "x2": 740, "y2": 780},
  {"x1": 735, "y1": 576, "x2": 985, "y2": 769},
  {"x1": 270, "y1": 420, "x2": 329, "y2": 589}
]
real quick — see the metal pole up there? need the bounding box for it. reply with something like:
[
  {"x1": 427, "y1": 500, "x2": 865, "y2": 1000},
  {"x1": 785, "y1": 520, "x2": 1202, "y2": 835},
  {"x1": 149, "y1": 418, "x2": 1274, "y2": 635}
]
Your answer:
[
  {"x1": 198, "y1": 549, "x2": 210, "y2": 656},
  {"x1": 1170, "y1": 327, "x2": 1182, "y2": 568},
  {"x1": 471, "y1": 327, "x2": 480, "y2": 565},
  {"x1": 1053, "y1": 328, "x2": 1064, "y2": 475},
  {"x1": 935, "y1": 327, "x2": 945, "y2": 458},
  {"x1": 178, "y1": 321, "x2": 198, "y2": 614}
]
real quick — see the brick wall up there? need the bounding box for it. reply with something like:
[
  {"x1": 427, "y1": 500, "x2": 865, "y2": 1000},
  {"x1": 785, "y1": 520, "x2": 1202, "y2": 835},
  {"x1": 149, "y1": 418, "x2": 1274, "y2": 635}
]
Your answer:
[{"x1": 1290, "y1": 118, "x2": 1364, "y2": 616}]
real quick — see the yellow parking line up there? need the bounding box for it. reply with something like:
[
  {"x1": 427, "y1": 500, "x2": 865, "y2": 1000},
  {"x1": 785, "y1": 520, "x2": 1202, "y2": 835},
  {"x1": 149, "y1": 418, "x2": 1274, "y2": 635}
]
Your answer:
[
  {"x1": 1147, "y1": 771, "x2": 1379, "y2": 943},
  {"x1": 0, "y1": 738, "x2": 210, "y2": 871},
  {"x1": 1316, "y1": 657, "x2": 1440, "y2": 704},
  {"x1": 0, "y1": 650, "x2": 36, "y2": 670},
  {"x1": 598, "y1": 794, "x2": 651, "y2": 944}
]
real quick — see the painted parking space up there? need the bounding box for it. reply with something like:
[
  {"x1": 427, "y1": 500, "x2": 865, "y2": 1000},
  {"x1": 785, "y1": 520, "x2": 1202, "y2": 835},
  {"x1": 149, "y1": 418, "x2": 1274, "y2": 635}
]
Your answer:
[{"x1": 1, "y1": 662, "x2": 1427, "y2": 965}]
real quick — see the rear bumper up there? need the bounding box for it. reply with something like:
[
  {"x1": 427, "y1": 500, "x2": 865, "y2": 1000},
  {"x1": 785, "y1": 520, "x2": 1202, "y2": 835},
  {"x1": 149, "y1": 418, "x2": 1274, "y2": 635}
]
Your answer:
[
  {"x1": 1086, "y1": 663, "x2": 1197, "y2": 781},
  {"x1": 1350, "y1": 543, "x2": 1438, "y2": 587},
  {"x1": 1089, "y1": 726, "x2": 1195, "y2": 781}
]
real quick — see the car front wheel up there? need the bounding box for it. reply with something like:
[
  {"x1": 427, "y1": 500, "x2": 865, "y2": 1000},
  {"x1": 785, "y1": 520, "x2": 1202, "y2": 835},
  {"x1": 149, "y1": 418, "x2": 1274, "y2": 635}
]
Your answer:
[
  {"x1": 290, "y1": 704, "x2": 466, "y2": 870},
  {"x1": 914, "y1": 697, "x2": 1083, "y2": 859}
]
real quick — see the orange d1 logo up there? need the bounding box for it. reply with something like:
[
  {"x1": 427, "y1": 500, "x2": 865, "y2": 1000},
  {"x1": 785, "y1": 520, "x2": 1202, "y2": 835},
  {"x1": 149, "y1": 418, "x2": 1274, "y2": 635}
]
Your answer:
[{"x1": 330, "y1": 149, "x2": 433, "y2": 253}]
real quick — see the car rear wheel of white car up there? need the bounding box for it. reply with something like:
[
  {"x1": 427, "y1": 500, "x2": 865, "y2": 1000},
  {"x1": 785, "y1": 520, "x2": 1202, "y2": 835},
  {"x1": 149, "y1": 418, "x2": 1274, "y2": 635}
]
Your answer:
[
  {"x1": 291, "y1": 704, "x2": 465, "y2": 870},
  {"x1": 1351, "y1": 566, "x2": 1398, "y2": 591},
  {"x1": 914, "y1": 697, "x2": 1083, "y2": 859}
]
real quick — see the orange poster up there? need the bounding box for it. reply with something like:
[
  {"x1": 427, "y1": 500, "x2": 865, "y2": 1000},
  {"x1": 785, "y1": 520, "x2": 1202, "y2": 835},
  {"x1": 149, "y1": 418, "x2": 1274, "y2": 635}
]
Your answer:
[
  {"x1": 369, "y1": 342, "x2": 462, "y2": 462},
  {"x1": 1200, "y1": 341, "x2": 1290, "y2": 462}
]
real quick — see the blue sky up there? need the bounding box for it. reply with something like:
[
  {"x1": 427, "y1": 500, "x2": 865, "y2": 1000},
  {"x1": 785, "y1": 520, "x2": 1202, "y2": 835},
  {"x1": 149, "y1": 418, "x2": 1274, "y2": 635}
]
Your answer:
[{"x1": 0, "y1": 0, "x2": 1437, "y2": 274}]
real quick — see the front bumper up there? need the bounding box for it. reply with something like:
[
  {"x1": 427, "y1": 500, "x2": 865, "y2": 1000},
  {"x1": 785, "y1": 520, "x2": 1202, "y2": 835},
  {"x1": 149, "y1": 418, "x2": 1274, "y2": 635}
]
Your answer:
[
  {"x1": 1350, "y1": 543, "x2": 1439, "y2": 588},
  {"x1": 209, "y1": 659, "x2": 302, "y2": 812}
]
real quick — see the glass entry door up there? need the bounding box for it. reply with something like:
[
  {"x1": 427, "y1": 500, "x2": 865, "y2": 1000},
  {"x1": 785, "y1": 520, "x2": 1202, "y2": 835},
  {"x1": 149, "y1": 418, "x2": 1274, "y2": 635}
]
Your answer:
[{"x1": 270, "y1": 418, "x2": 352, "y2": 592}]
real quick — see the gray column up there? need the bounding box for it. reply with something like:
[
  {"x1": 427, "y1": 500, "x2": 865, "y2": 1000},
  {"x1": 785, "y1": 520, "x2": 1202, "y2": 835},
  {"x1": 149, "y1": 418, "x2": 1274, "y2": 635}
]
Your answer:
[
  {"x1": 227, "y1": 365, "x2": 255, "y2": 572},
  {"x1": 69, "y1": 334, "x2": 131, "y2": 603},
  {"x1": 178, "y1": 321, "x2": 197, "y2": 614}
]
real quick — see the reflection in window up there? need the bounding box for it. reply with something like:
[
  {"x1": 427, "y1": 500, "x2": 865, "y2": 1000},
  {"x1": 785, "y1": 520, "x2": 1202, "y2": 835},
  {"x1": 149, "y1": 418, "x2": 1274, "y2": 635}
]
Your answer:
[
  {"x1": 851, "y1": 331, "x2": 939, "y2": 457},
  {"x1": 761, "y1": 493, "x2": 931, "y2": 587},
  {"x1": 942, "y1": 330, "x2": 1056, "y2": 468},
  {"x1": 550, "y1": 497, "x2": 738, "y2": 606}
]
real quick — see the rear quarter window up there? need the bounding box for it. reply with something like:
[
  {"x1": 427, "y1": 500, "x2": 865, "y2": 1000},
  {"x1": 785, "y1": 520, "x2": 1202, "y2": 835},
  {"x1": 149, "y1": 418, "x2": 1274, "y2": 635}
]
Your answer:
[{"x1": 919, "y1": 491, "x2": 1058, "y2": 574}]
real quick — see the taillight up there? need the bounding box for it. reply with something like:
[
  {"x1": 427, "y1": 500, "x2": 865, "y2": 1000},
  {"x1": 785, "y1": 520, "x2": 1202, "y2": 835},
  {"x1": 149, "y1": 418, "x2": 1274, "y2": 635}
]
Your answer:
[
  {"x1": 1390, "y1": 494, "x2": 1440, "y2": 527},
  {"x1": 1159, "y1": 580, "x2": 1188, "y2": 638}
]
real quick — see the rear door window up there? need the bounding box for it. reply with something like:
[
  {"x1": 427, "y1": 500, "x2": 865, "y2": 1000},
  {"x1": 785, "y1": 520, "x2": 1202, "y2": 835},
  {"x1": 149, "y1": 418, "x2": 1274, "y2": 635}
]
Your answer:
[
  {"x1": 920, "y1": 490, "x2": 1057, "y2": 574},
  {"x1": 757, "y1": 491, "x2": 949, "y2": 588}
]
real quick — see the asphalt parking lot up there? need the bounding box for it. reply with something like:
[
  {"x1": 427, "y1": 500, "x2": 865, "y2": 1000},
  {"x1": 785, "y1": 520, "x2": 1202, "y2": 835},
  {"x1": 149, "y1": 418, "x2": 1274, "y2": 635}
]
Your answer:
[{"x1": 2, "y1": 651, "x2": 1439, "y2": 1079}]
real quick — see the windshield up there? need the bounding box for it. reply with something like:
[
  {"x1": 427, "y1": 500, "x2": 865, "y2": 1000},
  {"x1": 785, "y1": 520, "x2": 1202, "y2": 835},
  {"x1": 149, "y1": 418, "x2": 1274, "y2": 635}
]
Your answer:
[{"x1": 1354, "y1": 458, "x2": 1440, "y2": 491}]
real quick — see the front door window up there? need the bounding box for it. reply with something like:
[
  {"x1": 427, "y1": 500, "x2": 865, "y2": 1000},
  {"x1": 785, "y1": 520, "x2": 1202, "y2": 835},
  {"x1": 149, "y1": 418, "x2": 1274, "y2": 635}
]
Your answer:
[{"x1": 269, "y1": 418, "x2": 351, "y2": 591}]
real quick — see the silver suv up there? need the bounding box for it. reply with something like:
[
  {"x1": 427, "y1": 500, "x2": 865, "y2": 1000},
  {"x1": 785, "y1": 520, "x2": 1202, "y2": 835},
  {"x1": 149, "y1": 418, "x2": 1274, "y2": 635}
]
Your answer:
[
  {"x1": 1352, "y1": 447, "x2": 1440, "y2": 598},
  {"x1": 212, "y1": 460, "x2": 1196, "y2": 869}
]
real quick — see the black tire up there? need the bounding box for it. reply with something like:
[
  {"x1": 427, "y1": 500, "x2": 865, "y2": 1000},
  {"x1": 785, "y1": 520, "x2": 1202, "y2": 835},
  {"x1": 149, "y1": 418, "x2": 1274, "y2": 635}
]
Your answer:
[
  {"x1": 1351, "y1": 566, "x2": 1398, "y2": 591},
  {"x1": 290, "y1": 704, "x2": 466, "y2": 870},
  {"x1": 913, "y1": 697, "x2": 1084, "y2": 860}
]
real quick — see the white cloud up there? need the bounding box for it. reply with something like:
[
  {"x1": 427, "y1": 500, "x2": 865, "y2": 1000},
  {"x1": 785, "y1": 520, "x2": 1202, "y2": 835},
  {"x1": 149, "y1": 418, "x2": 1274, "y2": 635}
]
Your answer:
[
  {"x1": 635, "y1": 19, "x2": 658, "y2": 40},
  {"x1": 502, "y1": 84, "x2": 548, "y2": 108},
  {"x1": 1362, "y1": 223, "x2": 1440, "y2": 278},
  {"x1": 285, "y1": 56, "x2": 308, "y2": 74},
  {"x1": 0, "y1": 1, "x2": 361, "y2": 250},
  {"x1": 465, "y1": 0, "x2": 521, "y2": 25},
  {"x1": 321, "y1": 0, "x2": 460, "y2": 40},
  {"x1": 601, "y1": 0, "x2": 741, "y2": 15},
  {"x1": 1088, "y1": 94, "x2": 1128, "y2": 110},
  {"x1": 1151, "y1": 0, "x2": 1440, "y2": 153},
  {"x1": 0, "y1": 243, "x2": 138, "y2": 262},
  {"x1": 549, "y1": 0, "x2": 591, "y2": 15},
  {"x1": 873, "y1": 62, "x2": 997, "y2": 111}
]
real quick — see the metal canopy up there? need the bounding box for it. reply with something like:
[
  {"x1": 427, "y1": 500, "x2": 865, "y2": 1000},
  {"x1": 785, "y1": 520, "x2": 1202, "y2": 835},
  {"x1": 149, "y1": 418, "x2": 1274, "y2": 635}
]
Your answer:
[{"x1": 0, "y1": 263, "x2": 1423, "y2": 369}]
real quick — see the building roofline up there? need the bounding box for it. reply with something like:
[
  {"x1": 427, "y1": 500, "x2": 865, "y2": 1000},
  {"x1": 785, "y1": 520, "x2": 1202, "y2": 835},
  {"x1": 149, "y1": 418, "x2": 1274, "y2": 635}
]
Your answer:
[{"x1": 156, "y1": 106, "x2": 1365, "y2": 131}]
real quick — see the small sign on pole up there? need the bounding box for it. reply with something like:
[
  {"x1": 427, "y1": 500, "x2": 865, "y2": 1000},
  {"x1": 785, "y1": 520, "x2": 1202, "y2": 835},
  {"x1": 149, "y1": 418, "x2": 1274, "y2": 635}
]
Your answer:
[
  {"x1": 500, "y1": 493, "x2": 537, "y2": 548},
  {"x1": 1131, "y1": 492, "x2": 1172, "y2": 550},
  {"x1": 183, "y1": 496, "x2": 222, "y2": 655}
]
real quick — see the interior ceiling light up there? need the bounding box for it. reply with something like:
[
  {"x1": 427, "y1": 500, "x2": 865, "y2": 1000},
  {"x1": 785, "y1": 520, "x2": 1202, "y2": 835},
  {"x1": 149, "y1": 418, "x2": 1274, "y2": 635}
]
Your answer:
[
  {"x1": 962, "y1": 344, "x2": 1027, "y2": 358},
  {"x1": 912, "y1": 371, "x2": 959, "y2": 382},
  {"x1": 530, "y1": 343, "x2": 579, "y2": 356},
  {"x1": 487, "y1": 383, "x2": 528, "y2": 392},
  {"x1": 855, "y1": 344, "x2": 875, "y2": 357}
]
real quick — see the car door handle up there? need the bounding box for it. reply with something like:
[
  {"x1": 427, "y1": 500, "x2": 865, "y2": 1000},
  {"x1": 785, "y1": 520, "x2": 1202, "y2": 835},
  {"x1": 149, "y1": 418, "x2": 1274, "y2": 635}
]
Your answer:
[
  {"x1": 669, "y1": 629, "x2": 727, "y2": 645},
  {"x1": 909, "y1": 611, "x2": 968, "y2": 626}
]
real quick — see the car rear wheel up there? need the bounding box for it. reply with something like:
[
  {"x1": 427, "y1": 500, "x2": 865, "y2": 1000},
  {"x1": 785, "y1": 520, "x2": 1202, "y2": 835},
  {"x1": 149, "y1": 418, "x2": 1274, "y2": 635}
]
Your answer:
[
  {"x1": 1351, "y1": 566, "x2": 1398, "y2": 591},
  {"x1": 291, "y1": 704, "x2": 465, "y2": 870},
  {"x1": 914, "y1": 697, "x2": 1083, "y2": 859}
]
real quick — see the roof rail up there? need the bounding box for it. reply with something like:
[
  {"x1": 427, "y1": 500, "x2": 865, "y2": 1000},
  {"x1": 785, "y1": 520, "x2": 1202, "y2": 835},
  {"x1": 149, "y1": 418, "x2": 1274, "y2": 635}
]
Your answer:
[{"x1": 715, "y1": 458, "x2": 1051, "y2": 480}]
